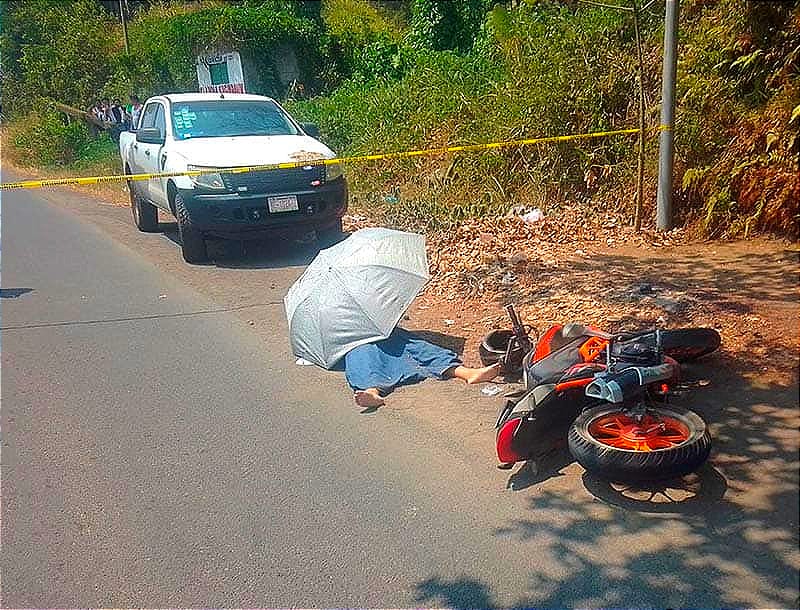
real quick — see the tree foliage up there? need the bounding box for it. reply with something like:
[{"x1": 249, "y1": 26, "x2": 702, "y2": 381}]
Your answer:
[
  {"x1": 408, "y1": 0, "x2": 492, "y2": 52},
  {"x1": 1, "y1": 0, "x2": 119, "y2": 109},
  {"x1": 321, "y1": 0, "x2": 411, "y2": 82},
  {"x1": 125, "y1": 1, "x2": 327, "y2": 97}
]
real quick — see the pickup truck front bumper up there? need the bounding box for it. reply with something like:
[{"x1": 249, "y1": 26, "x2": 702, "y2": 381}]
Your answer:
[{"x1": 177, "y1": 177, "x2": 348, "y2": 240}]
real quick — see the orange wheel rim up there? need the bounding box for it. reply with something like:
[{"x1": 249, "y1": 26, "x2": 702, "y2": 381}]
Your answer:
[{"x1": 588, "y1": 412, "x2": 690, "y2": 451}]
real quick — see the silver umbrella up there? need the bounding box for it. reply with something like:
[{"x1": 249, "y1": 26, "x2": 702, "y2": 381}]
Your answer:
[{"x1": 284, "y1": 228, "x2": 429, "y2": 369}]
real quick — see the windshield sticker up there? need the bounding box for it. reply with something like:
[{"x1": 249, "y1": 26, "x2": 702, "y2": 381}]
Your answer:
[
  {"x1": 173, "y1": 110, "x2": 193, "y2": 130},
  {"x1": 173, "y1": 110, "x2": 192, "y2": 123}
]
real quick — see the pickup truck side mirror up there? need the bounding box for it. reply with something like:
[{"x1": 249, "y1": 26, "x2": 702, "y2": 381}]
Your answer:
[
  {"x1": 136, "y1": 128, "x2": 165, "y2": 145},
  {"x1": 300, "y1": 123, "x2": 321, "y2": 139}
]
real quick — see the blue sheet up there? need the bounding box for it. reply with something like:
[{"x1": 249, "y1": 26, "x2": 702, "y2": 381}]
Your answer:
[{"x1": 344, "y1": 328, "x2": 462, "y2": 392}]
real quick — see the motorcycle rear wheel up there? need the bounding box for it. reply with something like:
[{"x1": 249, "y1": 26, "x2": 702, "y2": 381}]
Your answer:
[{"x1": 568, "y1": 404, "x2": 711, "y2": 482}]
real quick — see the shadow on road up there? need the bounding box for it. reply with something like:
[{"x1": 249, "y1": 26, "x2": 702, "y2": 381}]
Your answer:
[
  {"x1": 409, "y1": 329, "x2": 467, "y2": 356},
  {"x1": 580, "y1": 464, "x2": 729, "y2": 514},
  {"x1": 160, "y1": 222, "x2": 324, "y2": 269},
  {"x1": 417, "y1": 349, "x2": 799, "y2": 608},
  {"x1": 414, "y1": 577, "x2": 496, "y2": 610},
  {"x1": 0, "y1": 288, "x2": 34, "y2": 299}
]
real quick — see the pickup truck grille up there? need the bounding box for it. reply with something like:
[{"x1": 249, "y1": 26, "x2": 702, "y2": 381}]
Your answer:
[{"x1": 222, "y1": 166, "x2": 325, "y2": 194}]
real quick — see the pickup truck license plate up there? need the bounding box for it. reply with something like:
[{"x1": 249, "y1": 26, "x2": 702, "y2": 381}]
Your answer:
[{"x1": 268, "y1": 195, "x2": 299, "y2": 213}]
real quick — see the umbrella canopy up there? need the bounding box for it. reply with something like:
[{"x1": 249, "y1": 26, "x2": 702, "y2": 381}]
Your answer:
[{"x1": 284, "y1": 228, "x2": 430, "y2": 369}]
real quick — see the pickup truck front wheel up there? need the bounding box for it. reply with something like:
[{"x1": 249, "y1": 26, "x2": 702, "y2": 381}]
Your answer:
[
  {"x1": 129, "y1": 182, "x2": 159, "y2": 232},
  {"x1": 174, "y1": 193, "x2": 208, "y2": 264}
]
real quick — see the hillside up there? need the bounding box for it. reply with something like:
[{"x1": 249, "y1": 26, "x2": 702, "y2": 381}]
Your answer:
[{"x1": 1, "y1": 0, "x2": 797, "y2": 237}]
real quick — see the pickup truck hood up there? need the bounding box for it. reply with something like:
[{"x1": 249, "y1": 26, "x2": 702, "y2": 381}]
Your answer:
[{"x1": 169, "y1": 135, "x2": 337, "y2": 168}]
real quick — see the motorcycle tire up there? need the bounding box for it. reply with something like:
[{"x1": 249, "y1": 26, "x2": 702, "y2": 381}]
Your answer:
[
  {"x1": 659, "y1": 328, "x2": 721, "y2": 362},
  {"x1": 568, "y1": 404, "x2": 711, "y2": 482}
]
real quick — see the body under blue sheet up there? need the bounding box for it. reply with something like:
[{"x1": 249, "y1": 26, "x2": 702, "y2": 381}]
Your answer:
[{"x1": 344, "y1": 328, "x2": 462, "y2": 392}]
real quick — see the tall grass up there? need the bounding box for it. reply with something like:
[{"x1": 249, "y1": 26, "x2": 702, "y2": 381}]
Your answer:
[{"x1": 288, "y1": 3, "x2": 641, "y2": 227}]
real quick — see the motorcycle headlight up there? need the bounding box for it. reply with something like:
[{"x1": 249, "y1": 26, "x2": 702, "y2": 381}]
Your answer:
[
  {"x1": 326, "y1": 162, "x2": 344, "y2": 181},
  {"x1": 187, "y1": 165, "x2": 226, "y2": 190}
]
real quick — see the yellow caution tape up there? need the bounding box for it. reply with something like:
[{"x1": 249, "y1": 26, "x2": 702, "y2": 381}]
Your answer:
[{"x1": 0, "y1": 128, "x2": 639, "y2": 190}]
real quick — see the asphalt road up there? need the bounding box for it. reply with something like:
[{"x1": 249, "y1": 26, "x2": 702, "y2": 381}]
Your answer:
[{"x1": 2, "y1": 185, "x2": 798, "y2": 608}]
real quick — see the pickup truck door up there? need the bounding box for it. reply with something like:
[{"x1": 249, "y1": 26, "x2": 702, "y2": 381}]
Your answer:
[
  {"x1": 132, "y1": 102, "x2": 168, "y2": 208},
  {"x1": 148, "y1": 104, "x2": 170, "y2": 208}
]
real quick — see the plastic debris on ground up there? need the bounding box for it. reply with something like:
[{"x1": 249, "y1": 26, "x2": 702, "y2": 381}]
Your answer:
[{"x1": 520, "y1": 208, "x2": 544, "y2": 224}]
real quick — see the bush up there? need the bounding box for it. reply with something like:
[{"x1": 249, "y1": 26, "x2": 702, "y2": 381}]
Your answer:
[
  {"x1": 675, "y1": 0, "x2": 799, "y2": 237},
  {"x1": 290, "y1": 2, "x2": 639, "y2": 222},
  {"x1": 71, "y1": 133, "x2": 119, "y2": 173},
  {"x1": 408, "y1": 0, "x2": 492, "y2": 53},
  {"x1": 9, "y1": 110, "x2": 96, "y2": 167}
]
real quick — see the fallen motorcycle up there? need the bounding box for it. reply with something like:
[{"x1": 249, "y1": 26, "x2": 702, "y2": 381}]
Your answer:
[{"x1": 494, "y1": 321, "x2": 720, "y2": 481}]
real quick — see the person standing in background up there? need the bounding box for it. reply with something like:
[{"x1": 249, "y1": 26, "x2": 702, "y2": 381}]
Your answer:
[
  {"x1": 90, "y1": 101, "x2": 104, "y2": 122},
  {"x1": 110, "y1": 98, "x2": 125, "y2": 125},
  {"x1": 101, "y1": 98, "x2": 115, "y2": 124},
  {"x1": 129, "y1": 94, "x2": 143, "y2": 130},
  {"x1": 109, "y1": 98, "x2": 127, "y2": 140}
]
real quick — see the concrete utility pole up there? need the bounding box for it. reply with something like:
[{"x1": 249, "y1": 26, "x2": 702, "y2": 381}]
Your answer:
[
  {"x1": 119, "y1": 0, "x2": 130, "y2": 54},
  {"x1": 656, "y1": 0, "x2": 679, "y2": 231}
]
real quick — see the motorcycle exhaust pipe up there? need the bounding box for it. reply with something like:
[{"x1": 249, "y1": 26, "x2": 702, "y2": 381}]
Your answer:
[{"x1": 585, "y1": 363, "x2": 675, "y2": 403}]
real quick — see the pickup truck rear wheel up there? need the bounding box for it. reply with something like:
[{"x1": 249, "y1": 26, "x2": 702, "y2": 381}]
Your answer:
[
  {"x1": 129, "y1": 181, "x2": 159, "y2": 232},
  {"x1": 174, "y1": 193, "x2": 208, "y2": 263}
]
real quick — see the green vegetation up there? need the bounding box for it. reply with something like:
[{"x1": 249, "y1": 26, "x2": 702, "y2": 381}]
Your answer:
[
  {"x1": 4, "y1": 107, "x2": 119, "y2": 177},
  {"x1": 674, "y1": 1, "x2": 799, "y2": 237},
  {"x1": 120, "y1": 1, "x2": 327, "y2": 99},
  {"x1": 7, "y1": 108, "x2": 93, "y2": 167},
  {"x1": 0, "y1": 0, "x2": 119, "y2": 111},
  {"x1": 1, "y1": 0, "x2": 797, "y2": 237}
]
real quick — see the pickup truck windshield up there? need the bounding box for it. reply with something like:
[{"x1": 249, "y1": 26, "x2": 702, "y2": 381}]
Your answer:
[{"x1": 169, "y1": 100, "x2": 300, "y2": 139}]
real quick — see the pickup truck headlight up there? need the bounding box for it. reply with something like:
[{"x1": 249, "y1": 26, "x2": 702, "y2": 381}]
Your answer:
[
  {"x1": 326, "y1": 162, "x2": 344, "y2": 181},
  {"x1": 187, "y1": 165, "x2": 226, "y2": 190}
]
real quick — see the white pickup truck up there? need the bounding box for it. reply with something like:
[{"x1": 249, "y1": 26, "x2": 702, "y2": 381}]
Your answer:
[{"x1": 119, "y1": 92, "x2": 347, "y2": 263}]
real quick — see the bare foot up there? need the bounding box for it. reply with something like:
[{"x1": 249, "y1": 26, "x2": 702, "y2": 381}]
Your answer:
[
  {"x1": 354, "y1": 388, "x2": 385, "y2": 408},
  {"x1": 463, "y1": 362, "x2": 502, "y2": 385}
]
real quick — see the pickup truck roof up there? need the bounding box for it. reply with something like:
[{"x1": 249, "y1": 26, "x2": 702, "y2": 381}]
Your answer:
[{"x1": 152, "y1": 92, "x2": 277, "y2": 104}]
